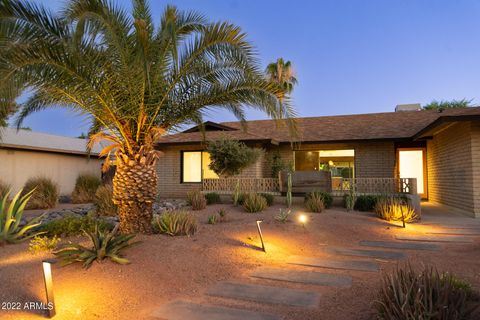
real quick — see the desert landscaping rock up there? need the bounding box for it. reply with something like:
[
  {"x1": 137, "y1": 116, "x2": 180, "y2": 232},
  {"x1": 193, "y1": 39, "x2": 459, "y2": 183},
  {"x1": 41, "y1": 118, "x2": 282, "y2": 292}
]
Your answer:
[
  {"x1": 395, "y1": 234, "x2": 474, "y2": 243},
  {"x1": 207, "y1": 282, "x2": 321, "y2": 307},
  {"x1": 151, "y1": 300, "x2": 282, "y2": 320},
  {"x1": 359, "y1": 240, "x2": 440, "y2": 251},
  {"x1": 251, "y1": 267, "x2": 352, "y2": 288},
  {"x1": 288, "y1": 256, "x2": 379, "y2": 272},
  {"x1": 324, "y1": 246, "x2": 406, "y2": 259}
]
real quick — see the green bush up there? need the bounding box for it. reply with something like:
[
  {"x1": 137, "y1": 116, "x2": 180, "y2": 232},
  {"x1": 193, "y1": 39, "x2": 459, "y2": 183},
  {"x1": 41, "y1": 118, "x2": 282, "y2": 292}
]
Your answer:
[
  {"x1": 154, "y1": 210, "x2": 197, "y2": 236},
  {"x1": 94, "y1": 184, "x2": 117, "y2": 216},
  {"x1": 259, "y1": 193, "x2": 274, "y2": 206},
  {"x1": 305, "y1": 192, "x2": 325, "y2": 213},
  {"x1": 207, "y1": 139, "x2": 263, "y2": 176},
  {"x1": 55, "y1": 224, "x2": 138, "y2": 269},
  {"x1": 354, "y1": 195, "x2": 378, "y2": 211},
  {"x1": 205, "y1": 192, "x2": 221, "y2": 205},
  {"x1": 187, "y1": 190, "x2": 207, "y2": 210},
  {"x1": 305, "y1": 191, "x2": 333, "y2": 208},
  {"x1": 1, "y1": 189, "x2": 45, "y2": 245},
  {"x1": 38, "y1": 213, "x2": 114, "y2": 237},
  {"x1": 375, "y1": 264, "x2": 479, "y2": 320},
  {"x1": 29, "y1": 235, "x2": 61, "y2": 254},
  {"x1": 243, "y1": 193, "x2": 267, "y2": 213},
  {"x1": 375, "y1": 197, "x2": 420, "y2": 223},
  {"x1": 71, "y1": 174, "x2": 101, "y2": 203},
  {"x1": 22, "y1": 177, "x2": 58, "y2": 209}
]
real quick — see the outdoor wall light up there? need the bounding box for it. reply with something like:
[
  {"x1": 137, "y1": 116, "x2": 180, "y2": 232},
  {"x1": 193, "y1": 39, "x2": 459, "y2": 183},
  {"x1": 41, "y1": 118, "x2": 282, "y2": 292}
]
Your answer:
[
  {"x1": 42, "y1": 259, "x2": 56, "y2": 318},
  {"x1": 256, "y1": 220, "x2": 266, "y2": 252}
]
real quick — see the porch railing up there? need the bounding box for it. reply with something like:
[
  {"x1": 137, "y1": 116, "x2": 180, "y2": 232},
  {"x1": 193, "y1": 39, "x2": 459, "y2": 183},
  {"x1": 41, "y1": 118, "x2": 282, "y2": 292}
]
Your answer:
[
  {"x1": 202, "y1": 178, "x2": 280, "y2": 194},
  {"x1": 331, "y1": 177, "x2": 417, "y2": 196}
]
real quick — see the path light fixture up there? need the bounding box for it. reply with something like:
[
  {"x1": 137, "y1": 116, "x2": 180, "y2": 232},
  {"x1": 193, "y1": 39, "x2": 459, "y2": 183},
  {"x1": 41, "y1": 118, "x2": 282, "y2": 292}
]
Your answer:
[
  {"x1": 299, "y1": 214, "x2": 308, "y2": 228},
  {"x1": 256, "y1": 220, "x2": 266, "y2": 252},
  {"x1": 42, "y1": 259, "x2": 57, "y2": 318}
]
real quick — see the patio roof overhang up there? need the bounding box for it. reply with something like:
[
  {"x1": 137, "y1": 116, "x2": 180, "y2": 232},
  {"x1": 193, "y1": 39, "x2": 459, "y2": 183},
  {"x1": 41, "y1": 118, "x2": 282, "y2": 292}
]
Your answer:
[{"x1": 413, "y1": 114, "x2": 480, "y2": 140}]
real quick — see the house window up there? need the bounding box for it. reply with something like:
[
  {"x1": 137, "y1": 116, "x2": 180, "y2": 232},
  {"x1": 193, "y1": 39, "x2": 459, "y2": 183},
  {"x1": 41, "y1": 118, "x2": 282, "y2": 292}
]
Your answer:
[
  {"x1": 181, "y1": 151, "x2": 218, "y2": 183},
  {"x1": 294, "y1": 149, "x2": 355, "y2": 178}
]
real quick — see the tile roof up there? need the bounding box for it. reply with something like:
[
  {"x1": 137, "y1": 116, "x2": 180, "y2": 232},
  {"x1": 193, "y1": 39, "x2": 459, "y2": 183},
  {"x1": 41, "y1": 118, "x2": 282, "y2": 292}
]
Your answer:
[{"x1": 155, "y1": 107, "x2": 480, "y2": 145}]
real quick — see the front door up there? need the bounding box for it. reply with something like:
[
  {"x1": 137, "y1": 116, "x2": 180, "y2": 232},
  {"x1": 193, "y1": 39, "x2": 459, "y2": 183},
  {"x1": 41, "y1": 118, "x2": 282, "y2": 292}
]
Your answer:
[{"x1": 397, "y1": 148, "x2": 427, "y2": 199}]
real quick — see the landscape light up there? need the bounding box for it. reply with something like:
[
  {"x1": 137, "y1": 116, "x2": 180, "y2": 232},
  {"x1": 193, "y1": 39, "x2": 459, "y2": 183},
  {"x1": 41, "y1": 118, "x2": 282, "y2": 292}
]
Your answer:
[
  {"x1": 42, "y1": 259, "x2": 56, "y2": 318},
  {"x1": 299, "y1": 214, "x2": 307, "y2": 227},
  {"x1": 256, "y1": 220, "x2": 266, "y2": 253}
]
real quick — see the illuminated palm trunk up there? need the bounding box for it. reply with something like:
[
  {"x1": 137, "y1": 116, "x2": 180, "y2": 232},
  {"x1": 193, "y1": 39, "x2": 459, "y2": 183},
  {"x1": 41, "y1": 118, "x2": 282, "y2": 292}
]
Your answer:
[{"x1": 113, "y1": 152, "x2": 158, "y2": 234}]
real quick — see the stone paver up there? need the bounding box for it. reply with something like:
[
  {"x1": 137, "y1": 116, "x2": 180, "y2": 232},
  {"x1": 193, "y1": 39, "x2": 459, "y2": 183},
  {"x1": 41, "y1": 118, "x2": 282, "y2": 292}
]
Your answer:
[
  {"x1": 395, "y1": 234, "x2": 474, "y2": 243},
  {"x1": 324, "y1": 246, "x2": 405, "y2": 259},
  {"x1": 250, "y1": 267, "x2": 352, "y2": 288},
  {"x1": 151, "y1": 300, "x2": 282, "y2": 320},
  {"x1": 359, "y1": 240, "x2": 440, "y2": 251},
  {"x1": 288, "y1": 256, "x2": 379, "y2": 272},
  {"x1": 426, "y1": 229, "x2": 480, "y2": 236},
  {"x1": 207, "y1": 282, "x2": 320, "y2": 307}
]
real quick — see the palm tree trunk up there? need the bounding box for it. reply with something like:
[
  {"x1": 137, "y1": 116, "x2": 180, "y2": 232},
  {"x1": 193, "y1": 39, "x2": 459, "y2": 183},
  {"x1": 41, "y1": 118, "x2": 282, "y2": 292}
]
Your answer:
[{"x1": 113, "y1": 152, "x2": 158, "y2": 233}]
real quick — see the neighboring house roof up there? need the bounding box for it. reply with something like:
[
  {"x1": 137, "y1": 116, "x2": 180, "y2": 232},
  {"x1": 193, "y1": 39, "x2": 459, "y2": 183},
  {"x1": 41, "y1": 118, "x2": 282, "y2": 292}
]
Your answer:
[
  {"x1": 0, "y1": 127, "x2": 105, "y2": 156},
  {"x1": 155, "y1": 107, "x2": 480, "y2": 146}
]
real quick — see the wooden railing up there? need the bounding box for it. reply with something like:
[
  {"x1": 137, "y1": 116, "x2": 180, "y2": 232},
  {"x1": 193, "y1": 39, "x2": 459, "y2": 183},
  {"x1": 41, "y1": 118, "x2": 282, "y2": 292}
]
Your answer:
[
  {"x1": 331, "y1": 177, "x2": 417, "y2": 195},
  {"x1": 202, "y1": 178, "x2": 280, "y2": 194}
]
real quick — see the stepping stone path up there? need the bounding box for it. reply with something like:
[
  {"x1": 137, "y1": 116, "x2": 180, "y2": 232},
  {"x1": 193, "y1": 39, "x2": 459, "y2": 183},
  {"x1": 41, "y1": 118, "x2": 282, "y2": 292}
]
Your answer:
[
  {"x1": 395, "y1": 234, "x2": 474, "y2": 243},
  {"x1": 288, "y1": 255, "x2": 379, "y2": 272},
  {"x1": 250, "y1": 267, "x2": 352, "y2": 288},
  {"x1": 426, "y1": 229, "x2": 480, "y2": 236},
  {"x1": 207, "y1": 282, "x2": 321, "y2": 307},
  {"x1": 324, "y1": 246, "x2": 406, "y2": 259},
  {"x1": 359, "y1": 240, "x2": 440, "y2": 251},
  {"x1": 151, "y1": 300, "x2": 282, "y2": 320}
]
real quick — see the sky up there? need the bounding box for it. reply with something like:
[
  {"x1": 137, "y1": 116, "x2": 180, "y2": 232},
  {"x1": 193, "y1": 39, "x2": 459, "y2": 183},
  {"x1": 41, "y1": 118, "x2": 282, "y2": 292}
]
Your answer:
[{"x1": 12, "y1": 0, "x2": 480, "y2": 137}]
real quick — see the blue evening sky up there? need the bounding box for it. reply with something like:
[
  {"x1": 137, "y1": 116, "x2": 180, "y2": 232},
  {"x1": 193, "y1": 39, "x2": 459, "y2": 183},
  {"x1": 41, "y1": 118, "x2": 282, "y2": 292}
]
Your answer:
[{"x1": 15, "y1": 0, "x2": 480, "y2": 137}]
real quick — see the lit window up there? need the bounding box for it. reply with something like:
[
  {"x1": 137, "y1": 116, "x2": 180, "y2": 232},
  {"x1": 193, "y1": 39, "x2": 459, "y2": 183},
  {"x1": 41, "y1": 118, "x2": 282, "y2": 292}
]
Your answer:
[{"x1": 182, "y1": 151, "x2": 218, "y2": 183}]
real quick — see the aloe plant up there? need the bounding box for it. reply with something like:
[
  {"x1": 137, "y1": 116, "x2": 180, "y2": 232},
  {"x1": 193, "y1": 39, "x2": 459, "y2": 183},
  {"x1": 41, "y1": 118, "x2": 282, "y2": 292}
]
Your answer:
[
  {"x1": 54, "y1": 223, "x2": 138, "y2": 269},
  {"x1": 0, "y1": 189, "x2": 45, "y2": 245}
]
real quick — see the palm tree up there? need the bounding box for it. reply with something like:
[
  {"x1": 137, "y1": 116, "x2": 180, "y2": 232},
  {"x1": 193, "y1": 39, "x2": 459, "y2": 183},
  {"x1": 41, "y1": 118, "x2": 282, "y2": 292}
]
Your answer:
[
  {"x1": 265, "y1": 58, "x2": 298, "y2": 94},
  {"x1": 0, "y1": 0, "x2": 295, "y2": 233}
]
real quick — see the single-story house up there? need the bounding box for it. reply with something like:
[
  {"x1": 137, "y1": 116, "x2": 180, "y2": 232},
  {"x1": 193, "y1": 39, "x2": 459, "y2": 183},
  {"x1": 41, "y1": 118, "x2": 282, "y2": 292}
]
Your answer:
[
  {"x1": 0, "y1": 128, "x2": 104, "y2": 196},
  {"x1": 155, "y1": 105, "x2": 480, "y2": 218}
]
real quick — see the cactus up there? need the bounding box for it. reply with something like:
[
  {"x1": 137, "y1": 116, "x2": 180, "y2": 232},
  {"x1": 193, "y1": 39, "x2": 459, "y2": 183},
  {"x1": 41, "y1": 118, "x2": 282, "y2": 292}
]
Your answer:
[{"x1": 286, "y1": 172, "x2": 292, "y2": 208}]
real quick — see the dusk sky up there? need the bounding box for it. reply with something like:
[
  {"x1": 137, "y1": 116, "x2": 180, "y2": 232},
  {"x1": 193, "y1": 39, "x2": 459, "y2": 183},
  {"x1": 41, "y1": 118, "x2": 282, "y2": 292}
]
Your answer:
[{"x1": 14, "y1": 0, "x2": 480, "y2": 137}]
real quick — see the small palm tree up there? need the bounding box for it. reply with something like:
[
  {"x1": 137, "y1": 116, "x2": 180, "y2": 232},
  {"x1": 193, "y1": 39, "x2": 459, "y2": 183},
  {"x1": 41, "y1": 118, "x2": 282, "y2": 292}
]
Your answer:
[
  {"x1": 265, "y1": 58, "x2": 298, "y2": 94},
  {"x1": 0, "y1": 0, "x2": 296, "y2": 233}
]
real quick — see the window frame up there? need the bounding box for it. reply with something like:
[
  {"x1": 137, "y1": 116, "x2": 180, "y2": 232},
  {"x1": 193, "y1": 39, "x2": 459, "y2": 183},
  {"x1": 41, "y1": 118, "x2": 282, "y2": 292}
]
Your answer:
[{"x1": 180, "y1": 150, "x2": 204, "y2": 184}]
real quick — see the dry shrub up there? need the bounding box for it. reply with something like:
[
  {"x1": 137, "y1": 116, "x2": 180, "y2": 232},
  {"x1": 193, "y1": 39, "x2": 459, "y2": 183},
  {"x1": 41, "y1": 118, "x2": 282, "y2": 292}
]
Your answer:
[
  {"x1": 375, "y1": 197, "x2": 419, "y2": 222},
  {"x1": 243, "y1": 193, "x2": 267, "y2": 213},
  {"x1": 23, "y1": 177, "x2": 58, "y2": 209},
  {"x1": 187, "y1": 190, "x2": 207, "y2": 210},
  {"x1": 305, "y1": 192, "x2": 325, "y2": 213},
  {"x1": 71, "y1": 174, "x2": 101, "y2": 203},
  {"x1": 154, "y1": 210, "x2": 197, "y2": 236},
  {"x1": 94, "y1": 184, "x2": 117, "y2": 216}
]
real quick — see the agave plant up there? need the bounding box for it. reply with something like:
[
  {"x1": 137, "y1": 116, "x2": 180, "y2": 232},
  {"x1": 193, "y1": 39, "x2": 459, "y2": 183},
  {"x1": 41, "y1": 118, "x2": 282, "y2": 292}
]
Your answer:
[
  {"x1": 0, "y1": 189, "x2": 45, "y2": 245},
  {"x1": 54, "y1": 223, "x2": 138, "y2": 269}
]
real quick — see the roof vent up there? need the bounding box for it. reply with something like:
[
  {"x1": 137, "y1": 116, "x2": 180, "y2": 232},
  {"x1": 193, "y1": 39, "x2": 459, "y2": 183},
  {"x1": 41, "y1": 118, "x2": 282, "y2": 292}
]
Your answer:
[{"x1": 395, "y1": 103, "x2": 422, "y2": 112}]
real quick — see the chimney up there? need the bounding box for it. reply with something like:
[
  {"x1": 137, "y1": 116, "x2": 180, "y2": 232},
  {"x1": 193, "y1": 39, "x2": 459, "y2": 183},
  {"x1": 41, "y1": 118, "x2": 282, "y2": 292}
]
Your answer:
[{"x1": 395, "y1": 103, "x2": 422, "y2": 112}]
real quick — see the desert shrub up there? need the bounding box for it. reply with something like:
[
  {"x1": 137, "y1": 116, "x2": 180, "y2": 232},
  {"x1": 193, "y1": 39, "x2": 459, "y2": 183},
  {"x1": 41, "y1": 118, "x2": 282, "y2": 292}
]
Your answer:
[
  {"x1": 275, "y1": 208, "x2": 291, "y2": 223},
  {"x1": 71, "y1": 174, "x2": 101, "y2": 203},
  {"x1": 305, "y1": 191, "x2": 333, "y2": 208},
  {"x1": 205, "y1": 192, "x2": 221, "y2": 205},
  {"x1": 22, "y1": 177, "x2": 58, "y2": 209},
  {"x1": 154, "y1": 210, "x2": 197, "y2": 236},
  {"x1": 232, "y1": 192, "x2": 246, "y2": 206},
  {"x1": 29, "y1": 235, "x2": 61, "y2": 254},
  {"x1": 94, "y1": 184, "x2": 117, "y2": 216},
  {"x1": 187, "y1": 190, "x2": 207, "y2": 210},
  {"x1": 243, "y1": 193, "x2": 268, "y2": 213},
  {"x1": 0, "y1": 189, "x2": 45, "y2": 245},
  {"x1": 207, "y1": 214, "x2": 217, "y2": 225},
  {"x1": 344, "y1": 190, "x2": 356, "y2": 211},
  {"x1": 207, "y1": 139, "x2": 263, "y2": 176},
  {"x1": 305, "y1": 193, "x2": 325, "y2": 213},
  {"x1": 259, "y1": 193, "x2": 274, "y2": 206},
  {"x1": 375, "y1": 197, "x2": 420, "y2": 223},
  {"x1": 354, "y1": 195, "x2": 378, "y2": 212},
  {"x1": 0, "y1": 180, "x2": 11, "y2": 199},
  {"x1": 375, "y1": 264, "x2": 479, "y2": 320},
  {"x1": 55, "y1": 224, "x2": 137, "y2": 269},
  {"x1": 38, "y1": 213, "x2": 114, "y2": 237}
]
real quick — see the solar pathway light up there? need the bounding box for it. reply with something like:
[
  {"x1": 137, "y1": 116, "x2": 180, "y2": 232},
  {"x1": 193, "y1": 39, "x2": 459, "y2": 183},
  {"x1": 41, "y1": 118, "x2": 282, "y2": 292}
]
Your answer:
[
  {"x1": 256, "y1": 220, "x2": 266, "y2": 252},
  {"x1": 42, "y1": 259, "x2": 57, "y2": 318}
]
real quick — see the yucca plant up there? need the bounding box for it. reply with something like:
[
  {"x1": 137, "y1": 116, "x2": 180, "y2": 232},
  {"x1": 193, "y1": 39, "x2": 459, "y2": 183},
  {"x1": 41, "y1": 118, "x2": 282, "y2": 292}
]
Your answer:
[
  {"x1": 154, "y1": 210, "x2": 197, "y2": 236},
  {"x1": 0, "y1": 189, "x2": 45, "y2": 245},
  {"x1": 187, "y1": 190, "x2": 207, "y2": 210},
  {"x1": 304, "y1": 192, "x2": 325, "y2": 213},
  {"x1": 243, "y1": 193, "x2": 268, "y2": 213},
  {"x1": 54, "y1": 223, "x2": 138, "y2": 269},
  {"x1": 0, "y1": 0, "x2": 296, "y2": 233}
]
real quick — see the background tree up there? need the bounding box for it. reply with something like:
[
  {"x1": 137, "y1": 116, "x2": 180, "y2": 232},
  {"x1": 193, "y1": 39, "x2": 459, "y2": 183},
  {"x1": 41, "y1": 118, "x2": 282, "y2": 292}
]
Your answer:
[
  {"x1": 0, "y1": 0, "x2": 295, "y2": 233},
  {"x1": 265, "y1": 58, "x2": 298, "y2": 94},
  {"x1": 423, "y1": 99, "x2": 472, "y2": 110}
]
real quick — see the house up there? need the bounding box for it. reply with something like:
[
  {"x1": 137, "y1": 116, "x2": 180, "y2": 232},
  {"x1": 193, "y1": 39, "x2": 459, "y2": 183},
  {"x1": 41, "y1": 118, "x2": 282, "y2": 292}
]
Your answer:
[
  {"x1": 155, "y1": 106, "x2": 480, "y2": 218},
  {"x1": 0, "y1": 128, "x2": 104, "y2": 196}
]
